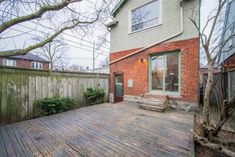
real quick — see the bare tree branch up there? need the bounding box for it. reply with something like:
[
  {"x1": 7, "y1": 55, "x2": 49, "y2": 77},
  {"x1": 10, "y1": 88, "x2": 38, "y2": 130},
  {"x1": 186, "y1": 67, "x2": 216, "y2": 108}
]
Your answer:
[
  {"x1": 0, "y1": 13, "x2": 100, "y2": 57},
  {"x1": 0, "y1": 0, "x2": 81, "y2": 34}
]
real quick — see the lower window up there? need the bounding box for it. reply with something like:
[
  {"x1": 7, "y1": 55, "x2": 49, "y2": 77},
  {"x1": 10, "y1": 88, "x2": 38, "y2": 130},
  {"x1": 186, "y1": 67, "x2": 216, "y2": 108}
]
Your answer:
[
  {"x1": 150, "y1": 52, "x2": 180, "y2": 93},
  {"x1": 3, "y1": 59, "x2": 16, "y2": 66},
  {"x1": 32, "y1": 62, "x2": 43, "y2": 69}
]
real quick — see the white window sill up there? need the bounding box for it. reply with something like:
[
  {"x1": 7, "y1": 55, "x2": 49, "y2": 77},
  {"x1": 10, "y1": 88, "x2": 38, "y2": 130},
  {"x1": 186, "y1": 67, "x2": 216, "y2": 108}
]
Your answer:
[
  {"x1": 128, "y1": 23, "x2": 162, "y2": 35},
  {"x1": 148, "y1": 90, "x2": 181, "y2": 97}
]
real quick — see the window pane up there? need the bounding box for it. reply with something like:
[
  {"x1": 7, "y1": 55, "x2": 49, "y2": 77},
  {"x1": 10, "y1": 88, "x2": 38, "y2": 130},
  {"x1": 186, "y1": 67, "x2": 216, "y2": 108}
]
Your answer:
[
  {"x1": 3, "y1": 59, "x2": 6, "y2": 65},
  {"x1": 115, "y1": 75, "x2": 123, "y2": 85},
  {"x1": 131, "y1": 0, "x2": 159, "y2": 31},
  {"x1": 165, "y1": 53, "x2": 179, "y2": 92},
  {"x1": 144, "y1": 17, "x2": 158, "y2": 28},
  {"x1": 8, "y1": 60, "x2": 12, "y2": 66},
  {"x1": 115, "y1": 75, "x2": 123, "y2": 97},
  {"x1": 132, "y1": 23, "x2": 144, "y2": 32},
  {"x1": 151, "y1": 55, "x2": 164, "y2": 90}
]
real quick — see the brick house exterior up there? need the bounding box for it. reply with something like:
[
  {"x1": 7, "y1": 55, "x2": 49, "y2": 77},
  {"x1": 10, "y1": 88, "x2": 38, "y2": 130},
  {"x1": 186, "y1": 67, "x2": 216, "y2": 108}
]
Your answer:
[
  {"x1": 222, "y1": 53, "x2": 235, "y2": 71},
  {"x1": 0, "y1": 52, "x2": 49, "y2": 70},
  {"x1": 108, "y1": 0, "x2": 199, "y2": 106}
]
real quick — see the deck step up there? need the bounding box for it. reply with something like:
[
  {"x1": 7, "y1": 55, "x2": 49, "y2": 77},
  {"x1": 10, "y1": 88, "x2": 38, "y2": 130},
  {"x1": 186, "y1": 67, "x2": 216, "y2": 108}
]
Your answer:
[
  {"x1": 142, "y1": 99, "x2": 162, "y2": 105},
  {"x1": 139, "y1": 95, "x2": 169, "y2": 112},
  {"x1": 139, "y1": 104, "x2": 165, "y2": 112}
]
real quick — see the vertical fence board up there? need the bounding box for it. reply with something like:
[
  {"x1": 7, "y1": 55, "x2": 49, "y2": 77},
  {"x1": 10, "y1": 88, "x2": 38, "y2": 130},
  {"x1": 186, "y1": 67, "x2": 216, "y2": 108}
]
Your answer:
[
  {"x1": 35, "y1": 76, "x2": 42, "y2": 101},
  {"x1": 48, "y1": 76, "x2": 53, "y2": 98},
  {"x1": 7, "y1": 74, "x2": 21, "y2": 123},
  {"x1": 20, "y1": 74, "x2": 29, "y2": 121},
  {"x1": 67, "y1": 77, "x2": 72, "y2": 97},
  {"x1": 41, "y1": 77, "x2": 48, "y2": 99},
  {"x1": 0, "y1": 75, "x2": 8, "y2": 124},
  {"x1": 28, "y1": 76, "x2": 36, "y2": 118}
]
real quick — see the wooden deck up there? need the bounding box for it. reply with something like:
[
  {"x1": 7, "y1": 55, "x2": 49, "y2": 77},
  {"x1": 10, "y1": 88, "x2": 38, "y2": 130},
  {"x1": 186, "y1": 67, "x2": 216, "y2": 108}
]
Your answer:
[{"x1": 0, "y1": 102, "x2": 194, "y2": 157}]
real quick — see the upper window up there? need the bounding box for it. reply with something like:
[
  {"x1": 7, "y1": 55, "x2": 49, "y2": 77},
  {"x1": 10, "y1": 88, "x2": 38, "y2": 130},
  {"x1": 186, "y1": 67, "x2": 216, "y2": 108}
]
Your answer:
[
  {"x1": 131, "y1": 0, "x2": 160, "y2": 32},
  {"x1": 32, "y1": 62, "x2": 43, "y2": 69},
  {"x1": 3, "y1": 59, "x2": 16, "y2": 66}
]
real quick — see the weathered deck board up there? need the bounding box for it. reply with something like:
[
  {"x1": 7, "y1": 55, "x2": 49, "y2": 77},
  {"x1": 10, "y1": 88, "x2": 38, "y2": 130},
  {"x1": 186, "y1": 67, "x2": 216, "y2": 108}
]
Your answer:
[{"x1": 0, "y1": 102, "x2": 194, "y2": 157}]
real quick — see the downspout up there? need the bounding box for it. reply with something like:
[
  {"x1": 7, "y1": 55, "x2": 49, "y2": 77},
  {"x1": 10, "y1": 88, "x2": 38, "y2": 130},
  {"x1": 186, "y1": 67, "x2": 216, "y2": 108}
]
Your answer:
[
  {"x1": 110, "y1": 0, "x2": 184, "y2": 65},
  {"x1": 163, "y1": 0, "x2": 184, "y2": 42}
]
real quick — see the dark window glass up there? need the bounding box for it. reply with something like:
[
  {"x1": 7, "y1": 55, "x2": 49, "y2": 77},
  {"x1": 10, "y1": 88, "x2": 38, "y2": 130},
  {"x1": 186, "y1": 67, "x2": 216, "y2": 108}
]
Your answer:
[
  {"x1": 165, "y1": 53, "x2": 179, "y2": 92},
  {"x1": 151, "y1": 55, "x2": 164, "y2": 90},
  {"x1": 151, "y1": 52, "x2": 180, "y2": 92}
]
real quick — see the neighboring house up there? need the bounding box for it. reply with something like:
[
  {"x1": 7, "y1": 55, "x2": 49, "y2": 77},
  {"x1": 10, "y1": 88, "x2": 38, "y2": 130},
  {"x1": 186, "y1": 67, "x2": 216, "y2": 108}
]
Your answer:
[
  {"x1": 0, "y1": 51, "x2": 49, "y2": 70},
  {"x1": 108, "y1": 0, "x2": 199, "y2": 107},
  {"x1": 218, "y1": 0, "x2": 235, "y2": 100}
]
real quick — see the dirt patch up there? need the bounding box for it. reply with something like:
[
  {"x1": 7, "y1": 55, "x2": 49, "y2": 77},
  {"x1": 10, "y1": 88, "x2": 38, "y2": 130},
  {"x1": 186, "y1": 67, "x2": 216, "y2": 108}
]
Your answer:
[
  {"x1": 195, "y1": 143, "x2": 230, "y2": 157},
  {"x1": 194, "y1": 118, "x2": 235, "y2": 157},
  {"x1": 194, "y1": 111, "x2": 235, "y2": 157}
]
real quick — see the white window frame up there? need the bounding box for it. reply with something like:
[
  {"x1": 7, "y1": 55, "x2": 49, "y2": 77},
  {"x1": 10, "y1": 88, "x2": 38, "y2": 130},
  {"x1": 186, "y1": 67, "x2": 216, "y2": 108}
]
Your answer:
[
  {"x1": 3, "y1": 59, "x2": 16, "y2": 67},
  {"x1": 149, "y1": 51, "x2": 181, "y2": 96},
  {"x1": 129, "y1": 0, "x2": 162, "y2": 34},
  {"x1": 32, "y1": 62, "x2": 43, "y2": 69}
]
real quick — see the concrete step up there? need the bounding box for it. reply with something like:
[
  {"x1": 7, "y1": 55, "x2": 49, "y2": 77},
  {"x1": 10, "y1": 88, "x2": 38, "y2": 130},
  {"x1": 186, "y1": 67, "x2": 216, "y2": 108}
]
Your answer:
[
  {"x1": 142, "y1": 99, "x2": 162, "y2": 106},
  {"x1": 139, "y1": 104, "x2": 165, "y2": 112},
  {"x1": 140, "y1": 95, "x2": 169, "y2": 112}
]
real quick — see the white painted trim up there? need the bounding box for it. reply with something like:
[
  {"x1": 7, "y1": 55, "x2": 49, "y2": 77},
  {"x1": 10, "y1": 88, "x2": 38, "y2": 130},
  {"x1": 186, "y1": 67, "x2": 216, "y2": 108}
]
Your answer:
[
  {"x1": 128, "y1": 9, "x2": 131, "y2": 34},
  {"x1": 128, "y1": 23, "x2": 163, "y2": 35},
  {"x1": 159, "y1": 0, "x2": 163, "y2": 25},
  {"x1": 149, "y1": 90, "x2": 181, "y2": 97},
  {"x1": 110, "y1": 0, "x2": 184, "y2": 65}
]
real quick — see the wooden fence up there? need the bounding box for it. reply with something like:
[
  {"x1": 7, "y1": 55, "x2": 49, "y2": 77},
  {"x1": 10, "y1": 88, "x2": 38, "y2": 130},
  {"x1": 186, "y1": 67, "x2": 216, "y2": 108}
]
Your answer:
[{"x1": 0, "y1": 67, "x2": 109, "y2": 124}]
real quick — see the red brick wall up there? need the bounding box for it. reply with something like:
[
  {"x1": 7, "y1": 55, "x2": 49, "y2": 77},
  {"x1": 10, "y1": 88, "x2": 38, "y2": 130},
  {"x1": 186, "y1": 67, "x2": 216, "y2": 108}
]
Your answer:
[
  {"x1": 110, "y1": 38, "x2": 199, "y2": 103},
  {"x1": 110, "y1": 48, "x2": 143, "y2": 61},
  {"x1": 0, "y1": 58, "x2": 49, "y2": 70},
  {"x1": 223, "y1": 52, "x2": 235, "y2": 71}
]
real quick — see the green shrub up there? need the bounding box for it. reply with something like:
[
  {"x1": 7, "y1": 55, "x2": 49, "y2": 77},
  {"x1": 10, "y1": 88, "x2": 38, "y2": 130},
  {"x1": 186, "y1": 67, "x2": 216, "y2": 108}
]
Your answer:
[
  {"x1": 34, "y1": 97, "x2": 75, "y2": 116},
  {"x1": 84, "y1": 88, "x2": 105, "y2": 105}
]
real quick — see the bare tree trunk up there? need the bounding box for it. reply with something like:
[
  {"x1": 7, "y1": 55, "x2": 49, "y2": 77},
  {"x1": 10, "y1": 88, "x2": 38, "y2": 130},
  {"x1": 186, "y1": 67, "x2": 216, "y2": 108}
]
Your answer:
[
  {"x1": 50, "y1": 62, "x2": 54, "y2": 71},
  {"x1": 203, "y1": 53, "x2": 214, "y2": 129}
]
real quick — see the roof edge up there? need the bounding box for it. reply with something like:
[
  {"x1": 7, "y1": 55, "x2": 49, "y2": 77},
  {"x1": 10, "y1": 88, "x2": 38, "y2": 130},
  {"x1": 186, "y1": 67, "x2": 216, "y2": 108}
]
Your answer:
[{"x1": 111, "y1": 0, "x2": 127, "y2": 16}]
